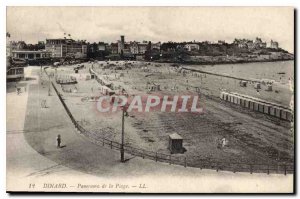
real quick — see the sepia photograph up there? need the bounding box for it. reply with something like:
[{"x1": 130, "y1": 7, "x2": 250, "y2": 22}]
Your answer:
[{"x1": 5, "y1": 6, "x2": 295, "y2": 193}]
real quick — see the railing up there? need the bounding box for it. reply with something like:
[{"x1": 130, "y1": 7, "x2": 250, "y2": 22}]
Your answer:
[{"x1": 47, "y1": 67, "x2": 294, "y2": 175}]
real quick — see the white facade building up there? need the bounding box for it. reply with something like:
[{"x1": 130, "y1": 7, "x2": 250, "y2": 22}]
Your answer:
[{"x1": 184, "y1": 43, "x2": 200, "y2": 51}]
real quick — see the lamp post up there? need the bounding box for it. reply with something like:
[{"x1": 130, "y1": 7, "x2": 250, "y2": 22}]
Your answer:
[
  {"x1": 48, "y1": 75, "x2": 51, "y2": 96},
  {"x1": 120, "y1": 106, "x2": 125, "y2": 163}
]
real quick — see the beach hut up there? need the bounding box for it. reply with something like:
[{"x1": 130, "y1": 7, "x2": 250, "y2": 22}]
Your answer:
[
  {"x1": 220, "y1": 92, "x2": 224, "y2": 100},
  {"x1": 263, "y1": 104, "x2": 269, "y2": 114},
  {"x1": 249, "y1": 101, "x2": 254, "y2": 110},
  {"x1": 286, "y1": 111, "x2": 293, "y2": 121},
  {"x1": 233, "y1": 95, "x2": 238, "y2": 104},
  {"x1": 269, "y1": 107, "x2": 276, "y2": 116},
  {"x1": 266, "y1": 85, "x2": 273, "y2": 91},
  {"x1": 219, "y1": 92, "x2": 222, "y2": 99},
  {"x1": 244, "y1": 99, "x2": 250, "y2": 108},
  {"x1": 254, "y1": 83, "x2": 261, "y2": 89},
  {"x1": 275, "y1": 108, "x2": 281, "y2": 118},
  {"x1": 240, "y1": 81, "x2": 247, "y2": 87},
  {"x1": 227, "y1": 94, "x2": 231, "y2": 102},
  {"x1": 100, "y1": 85, "x2": 114, "y2": 95},
  {"x1": 240, "y1": 98, "x2": 245, "y2": 107},
  {"x1": 237, "y1": 97, "x2": 241, "y2": 105},
  {"x1": 258, "y1": 103, "x2": 264, "y2": 113},
  {"x1": 254, "y1": 102, "x2": 259, "y2": 111},
  {"x1": 225, "y1": 93, "x2": 229, "y2": 101},
  {"x1": 148, "y1": 83, "x2": 161, "y2": 92},
  {"x1": 169, "y1": 133, "x2": 183, "y2": 154},
  {"x1": 280, "y1": 109, "x2": 287, "y2": 120},
  {"x1": 230, "y1": 94, "x2": 234, "y2": 103}
]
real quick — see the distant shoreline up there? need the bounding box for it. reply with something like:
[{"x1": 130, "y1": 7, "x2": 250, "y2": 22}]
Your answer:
[{"x1": 155, "y1": 58, "x2": 294, "y2": 66}]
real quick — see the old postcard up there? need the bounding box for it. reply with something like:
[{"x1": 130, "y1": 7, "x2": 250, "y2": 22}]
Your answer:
[{"x1": 6, "y1": 7, "x2": 294, "y2": 193}]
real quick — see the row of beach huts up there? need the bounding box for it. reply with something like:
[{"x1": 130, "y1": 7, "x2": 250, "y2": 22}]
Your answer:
[
  {"x1": 220, "y1": 91, "x2": 293, "y2": 122},
  {"x1": 89, "y1": 67, "x2": 116, "y2": 96},
  {"x1": 90, "y1": 66, "x2": 128, "y2": 96},
  {"x1": 56, "y1": 75, "x2": 77, "y2": 84}
]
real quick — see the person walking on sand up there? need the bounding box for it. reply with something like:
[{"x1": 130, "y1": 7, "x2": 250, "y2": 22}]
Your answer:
[
  {"x1": 17, "y1": 87, "x2": 21, "y2": 95},
  {"x1": 56, "y1": 134, "x2": 61, "y2": 148}
]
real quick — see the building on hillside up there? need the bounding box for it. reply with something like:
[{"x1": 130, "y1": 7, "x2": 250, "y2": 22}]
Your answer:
[
  {"x1": 184, "y1": 43, "x2": 200, "y2": 51},
  {"x1": 45, "y1": 38, "x2": 87, "y2": 58},
  {"x1": 88, "y1": 42, "x2": 107, "y2": 53},
  {"x1": 238, "y1": 42, "x2": 247, "y2": 48},
  {"x1": 235, "y1": 38, "x2": 266, "y2": 49},
  {"x1": 235, "y1": 39, "x2": 254, "y2": 49},
  {"x1": 116, "y1": 40, "x2": 160, "y2": 56},
  {"x1": 129, "y1": 41, "x2": 148, "y2": 55},
  {"x1": 246, "y1": 41, "x2": 255, "y2": 49},
  {"x1": 260, "y1": 42, "x2": 267, "y2": 48},
  {"x1": 129, "y1": 41, "x2": 139, "y2": 54},
  {"x1": 270, "y1": 40, "x2": 279, "y2": 49},
  {"x1": 97, "y1": 42, "x2": 107, "y2": 51},
  {"x1": 138, "y1": 42, "x2": 148, "y2": 54},
  {"x1": 107, "y1": 43, "x2": 118, "y2": 54},
  {"x1": 218, "y1": 40, "x2": 226, "y2": 45},
  {"x1": 151, "y1": 42, "x2": 161, "y2": 50},
  {"x1": 254, "y1": 37, "x2": 267, "y2": 48}
]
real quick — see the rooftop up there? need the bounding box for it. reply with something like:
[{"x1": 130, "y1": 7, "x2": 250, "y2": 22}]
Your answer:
[
  {"x1": 169, "y1": 133, "x2": 183, "y2": 140},
  {"x1": 12, "y1": 50, "x2": 50, "y2": 53}
]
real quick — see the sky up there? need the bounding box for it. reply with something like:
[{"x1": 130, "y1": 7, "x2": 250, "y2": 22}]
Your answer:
[{"x1": 6, "y1": 7, "x2": 294, "y2": 52}]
